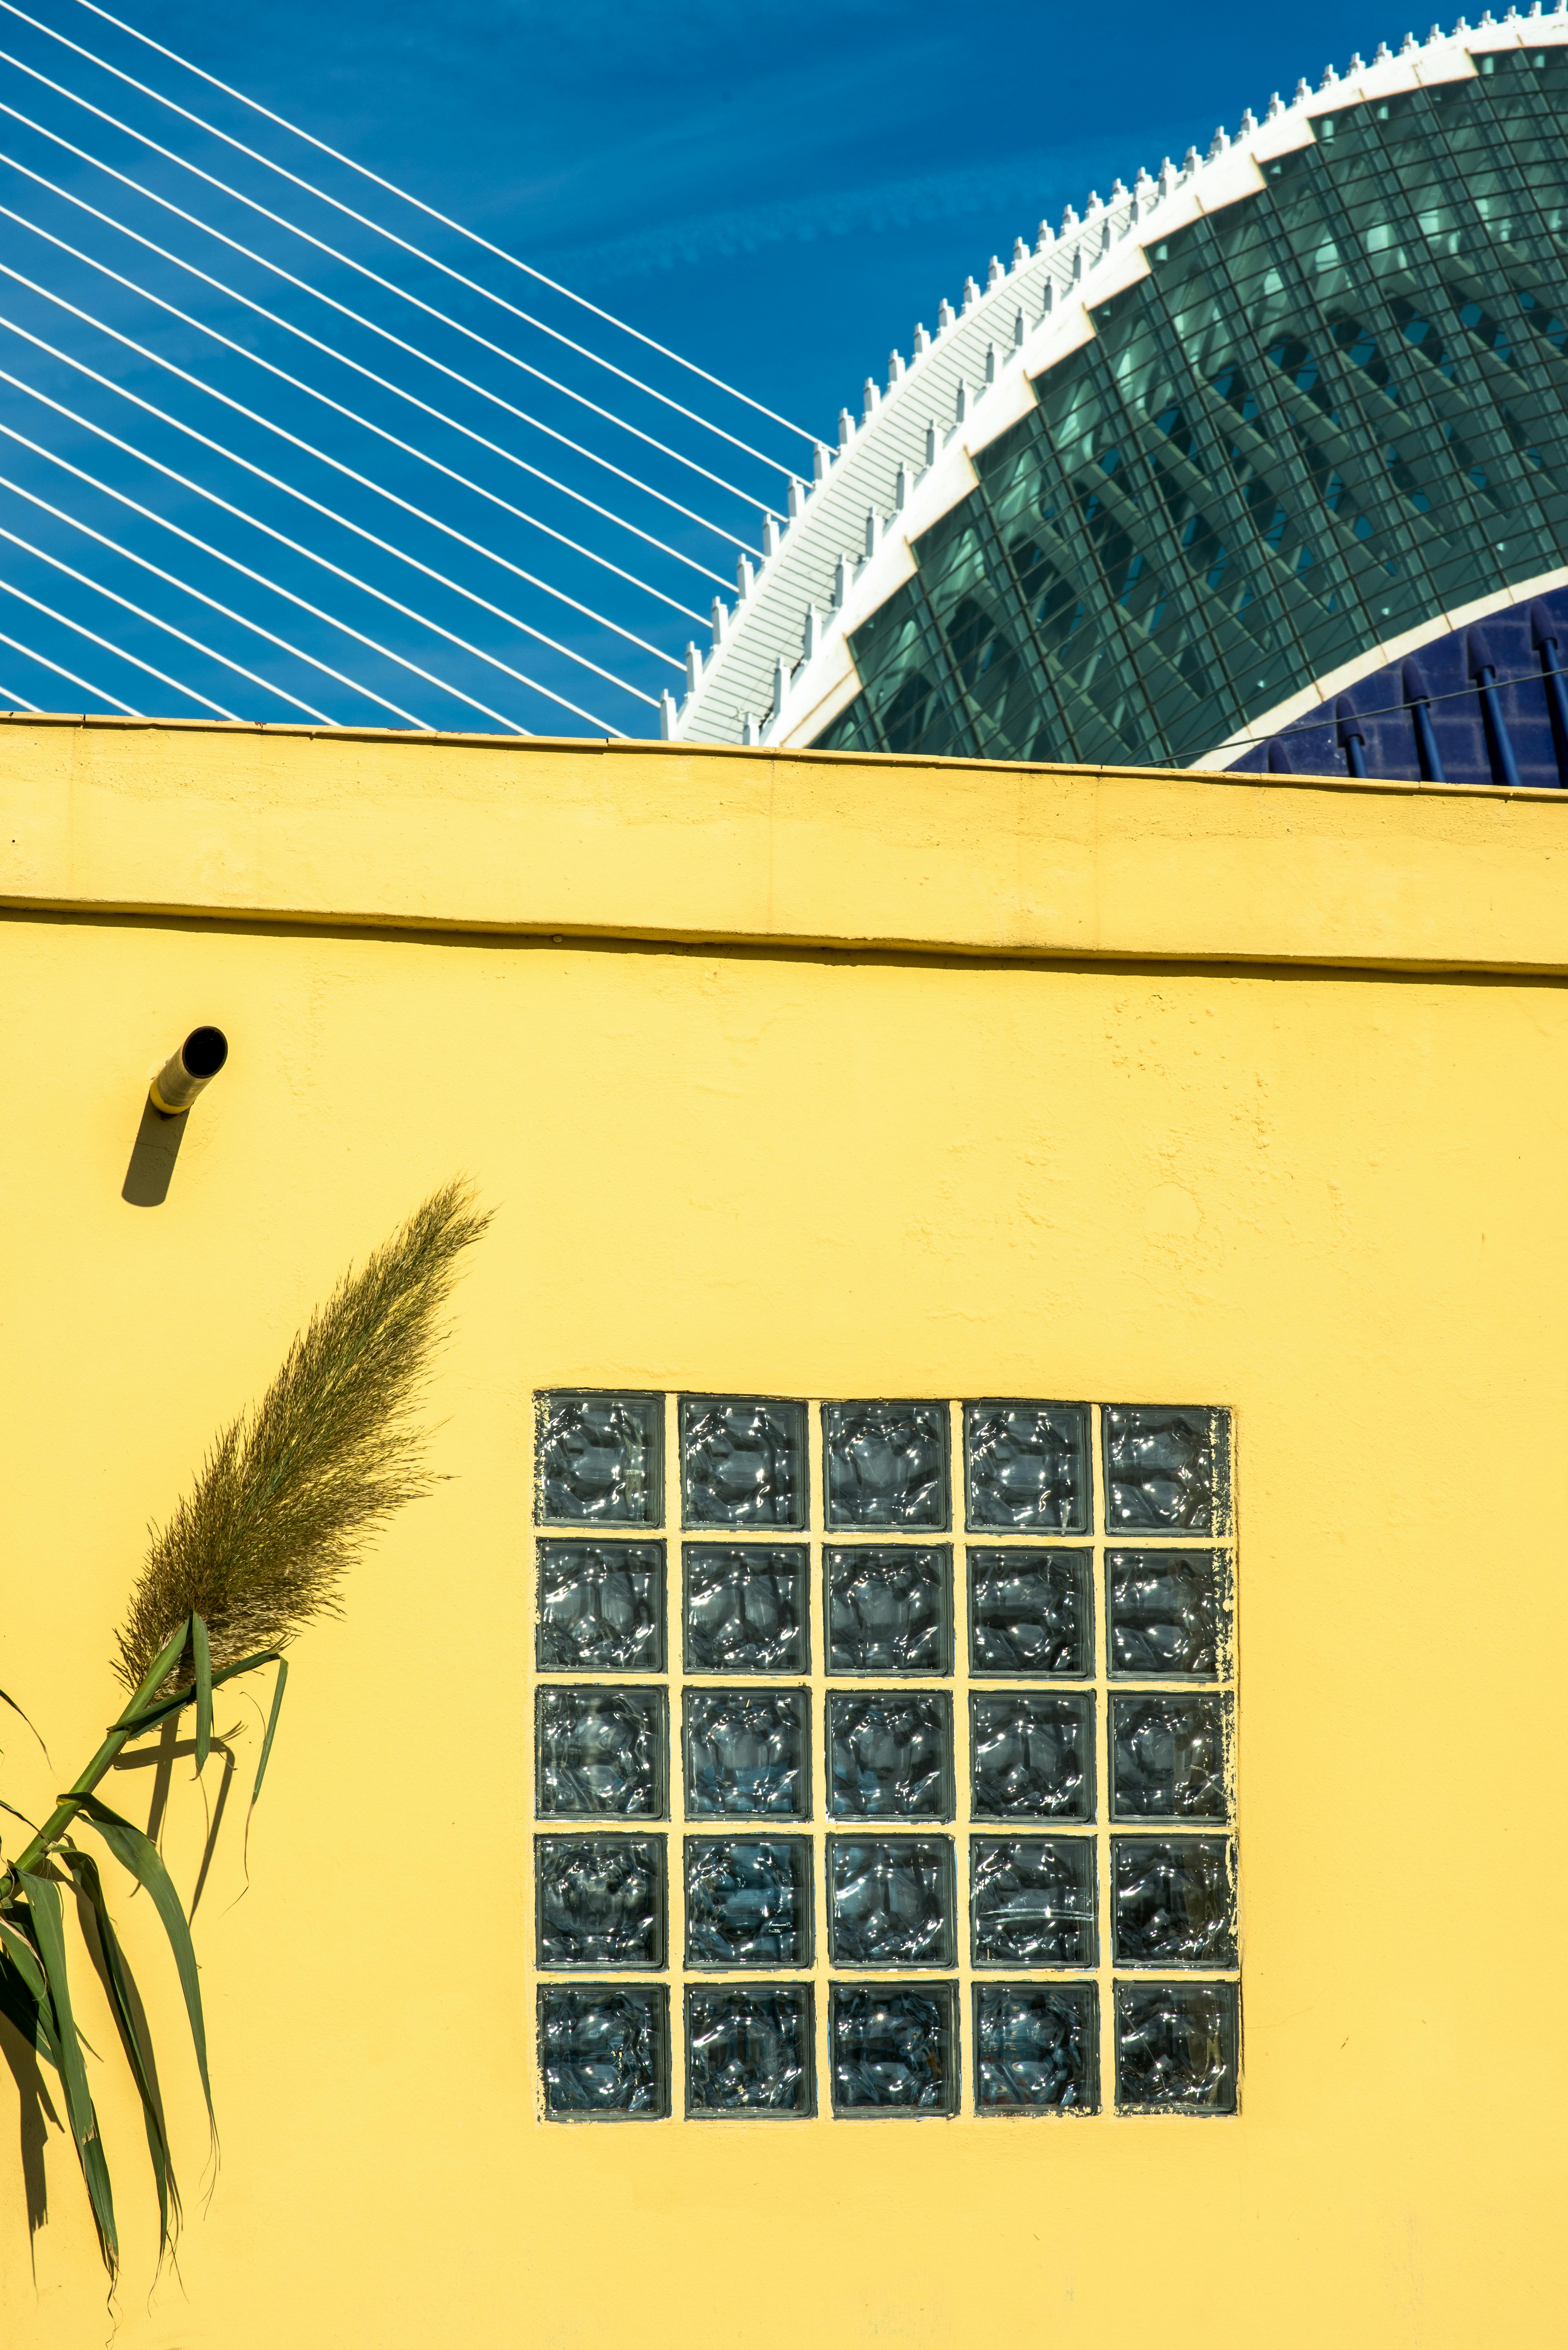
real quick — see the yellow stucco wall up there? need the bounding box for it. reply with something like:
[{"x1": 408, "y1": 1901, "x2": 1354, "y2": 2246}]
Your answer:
[{"x1": 1, "y1": 717, "x2": 1562, "y2": 2347}]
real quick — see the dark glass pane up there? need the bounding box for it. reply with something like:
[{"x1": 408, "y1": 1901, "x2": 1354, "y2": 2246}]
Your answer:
[
  {"x1": 683, "y1": 1688, "x2": 809, "y2": 1817},
  {"x1": 535, "y1": 1392, "x2": 663, "y2": 1527},
  {"x1": 686, "y1": 1985, "x2": 814, "y2": 2115},
  {"x1": 680, "y1": 1396, "x2": 807, "y2": 1530},
  {"x1": 968, "y1": 1548, "x2": 1092, "y2": 1677},
  {"x1": 828, "y1": 1691, "x2": 954, "y2": 1818},
  {"x1": 1106, "y1": 1549, "x2": 1230, "y2": 1678},
  {"x1": 535, "y1": 1686, "x2": 667, "y2": 1818},
  {"x1": 1113, "y1": 1835, "x2": 1237, "y2": 1965},
  {"x1": 827, "y1": 1836, "x2": 956, "y2": 1965},
  {"x1": 825, "y1": 1545, "x2": 952, "y2": 1674},
  {"x1": 1115, "y1": 1981, "x2": 1239, "y2": 2114},
  {"x1": 683, "y1": 1544, "x2": 808, "y2": 1674},
  {"x1": 1103, "y1": 1405, "x2": 1230, "y2": 1532},
  {"x1": 535, "y1": 1540, "x2": 665, "y2": 1673},
  {"x1": 822, "y1": 1400, "x2": 951, "y2": 1529},
  {"x1": 970, "y1": 1692, "x2": 1094, "y2": 1821},
  {"x1": 830, "y1": 1982, "x2": 958, "y2": 2115},
  {"x1": 970, "y1": 1834, "x2": 1098, "y2": 1967},
  {"x1": 974, "y1": 1982, "x2": 1099, "y2": 2114},
  {"x1": 684, "y1": 1836, "x2": 813, "y2": 1967},
  {"x1": 539, "y1": 1985, "x2": 669, "y2": 2118},
  {"x1": 963, "y1": 1400, "x2": 1091, "y2": 1532},
  {"x1": 1110, "y1": 1694, "x2": 1232, "y2": 1821},
  {"x1": 534, "y1": 1835, "x2": 666, "y2": 1968}
]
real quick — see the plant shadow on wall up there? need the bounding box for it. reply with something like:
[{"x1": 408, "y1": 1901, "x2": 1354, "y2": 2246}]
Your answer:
[{"x1": 0, "y1": 1179, "x2": 490, "y2": 2288}]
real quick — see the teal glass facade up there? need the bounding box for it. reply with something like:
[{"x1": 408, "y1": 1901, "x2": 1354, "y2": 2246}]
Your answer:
[{"x1": 813, "y1": 51, "x2": 1568, "y2": 768}]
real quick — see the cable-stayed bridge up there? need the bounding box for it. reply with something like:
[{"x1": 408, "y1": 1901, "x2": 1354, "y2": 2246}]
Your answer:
[{"x1": 0, "y1": 0, "x2": 821, "y2": 734}]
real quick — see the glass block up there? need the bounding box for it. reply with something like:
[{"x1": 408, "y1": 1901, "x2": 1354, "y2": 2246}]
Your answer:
[
  {"x1": 683, "y1": 1544, "x2": 808, "y2": 1673},
  {"x1": 535, "y1": 1540, "x2": 665, "y2": 1673},
  {"x1": 539, "y1": 1984, "x2": 669, "y2": 2118},
  {"x1": 968, "y1": 1548, "x2": 1091, "y2": 1676},
  {"x1": 830, "y1": 1981, "x2": 958, "y2": 2115},
  {"x1": 964, "y1": 1400, "x2": 1091, "y2": 1532},
  {"x1": 970, "y1": 1692, "x2": 1094, "y2": 1821},
  {"x1": 970, "y1": 1835, "x2": 1097, "y2": 1967},
  {"x1": 535, "y1": 1686, "x2": 667, "y2": 1818},
  {"x1": 684, "y1": 1837, "x2": 813, "y2": 1967},
  {"x1": 1110, "y1": 1694, "x2": 1231, "y2": 1821},
  {"x1": 1107, "y1": 1549, "x2": 1230, "y2": 1679},
  {"x1": 1104, "y1": 1405, "x2": 1230, "y2": 1533},
  {"x1": 683, "y1": 1688, "x2": 809, "y2": 1817},
  {"x1": 1113, "y1": 1837, "x2": 1237, "y2": 1967},
  {"x1": 535, "y1": 1391, "x2": 663, "y2": 1527},
  {"x1": 680, "y1": 1396, "x2": 807, "y2": 1529},
  {"x1": 822, "y1": 1400, "x2": 951, "y2": 1530},
  {"x1": 1115, "y1": 1981, "x2": 1239, "y2": 2114},
  {"x1": 686, "y1": 1985, "x2": 815, "y2": 2116},
  {"x1": 825, "y1": 1545, "x2": 952, "y2": 1674},
  {"x1": 974, "y1": 1982, "x2": 1099, "y2": 2113},
  {"x1": 828, "y1": 1691, "x2": 954, "y2": 1818},
  {"x1": 828, "y1": 1836, "x2": 956, "y2": 1966},
  {"x1": 534, "y1": 1835, "x2": 666, "y2": 1969}
]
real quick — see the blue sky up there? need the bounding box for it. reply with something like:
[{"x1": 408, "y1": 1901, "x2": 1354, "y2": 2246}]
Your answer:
[
  {"x1": 0, "y1": 1, "x2": 1409, "y2": 733},
  {"x1": 166, "y1": 0, "x2": 1392, "y2": 432}
]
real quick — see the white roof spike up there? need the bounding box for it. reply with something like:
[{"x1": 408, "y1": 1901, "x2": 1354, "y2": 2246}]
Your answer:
[
  {"x1": 1320, "y1": 63, "x2": 1340, "y2": 87},
  {"x1": 894, "y1": 461, "x2": 911, "y2": 511},
  {"x1": 962, "y1": 276, "x2": 980, "y2": 310},
  {"x1": 1239, "y1": 109, "x2": 1257, "y2": 135},
  {"x1": 1477, "y1": 8, "x2": 1494, "y2": 21},
  {"x1": 1295, "y1": 76, "x2": 1313, "y2": 98},
  {"x1": 984, "y1": 342, "x2": 999, "y2": 385},
  {"x1": 862, "y1": 376, "x2": 880, "y2": 421},
  {"x1": 685, "y1": 642, "x2": 703, "y2": 694},
  {"x1": 838, "y1": 407, "x2": 854, "y2": 448},
  {"x1": 736, "y1": 554, "x2": 755, "y2": 599},
  {"x1": 1071, "y1": 245, "x2": 1085, "y2": 281},
  {"x1": 761, "y1": 513, "x2": 780, "y2": 559},
  {"x1": 913, "y1": 322, "x2": 931, "y2": 355},
  {"x1": 787, "y1": 477, "x2": 805, "y2": 521},
  {"x1": 659, "y1": 687, "x2": 677, "y2": 741},
  {"x1": 924, "y1": 419, "x2": 938, "y2": 467},
  {"x1": 1111, "y1": 177, "x2": 1129, "y2": 199},
  {"x1": 1085, "y1": 189, "x2": 1104, "y2": 215},
  {"x1": 938, "y1": 298, "x2": 956, "y2": 330},
  {"x1": 1267, "y1": 90, "x2": 1285, "y2": 118},
  {"x1": 813, "y1": 441, "x2": 830, "y2": 483},
  {"x1": 1375, "y1": 39, "x2": 1393, "y2": 57},
  {"x1": 1136, "y1": 166, "x2": 1156, "y2": 191},
  {"x1": 773, "y1": 654, "x2": 790, "y2": 711},
  {"x1": 864, "y1": 508, "x2": 879, "y2": 559},
  {"x1": 1012, "y1": 236, "x2": 1029, "y2": 267},
  {"x1": 1037, "y1": 220, "x2": 1055, "y2": 250},
  {"x1": 1183, "y1": 145, "x2": 1201, "y2": 174},
  {"x1": 955, "y1": 380, "x2": 969, "y2": 424},
  {"x1": 1013, "y1": 307, "x2": 1027, "y2": 349},
  {"x1": 741, "y1": 712, "x2": 759, "y2": 746},
  {"x1": 887, "y1": 350, "x2": 905, "y2": 389},
  {"x1": 1061, "y1": 202, "x2": 1080, "y2": 230},
  {"x1": 1402, "y1": 29, "x2": 1420, "y2": 50},
  {"x1": 1159, "y1": 157, "x2": 1177, "y2": 193},
  {"x1": 711, "y1": 596, "x2": 728, "y2": 646},
  {"x1": 1040, "y1": 277, "x2": 1056, "y2": 314},
  {"x1": 986, "y1": 255, "x2": 1005, "y2": 288},
  {"x1": 1347, "y1": 50, "x2": 1365, "y2": 68}
]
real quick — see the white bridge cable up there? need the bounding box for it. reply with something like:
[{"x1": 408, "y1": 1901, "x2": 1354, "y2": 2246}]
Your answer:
[
  {"x1": 0, "y1": 383, "x2": 517, "y2": 731},
  {"x1": 72, "y1": 0, "x2": 820, "y2": 448},
  {"x1": 0, "y1": 39, "x2": 791, "y2": 513},
  {"x1": 0, "y1": 318, "x2": 623, "y2": 731},
  {"x1": 0, "y1": 618, "x2": 132, "y2": 708},
  {"x1": 0, "y1": 502, "x2": 332, "y2": 716},
  {"x1": 0, "y1": 676, "x2": 42, "y2": 707},
  {"x1": 7, "y1": 0, "x2": 807, "y2": 472},
  {"x1": 0, "y1": 563, "x2": 238, "y2": 714},
  {"x1": 0, "y1": 187, "x2": 713, "y2": 628},
  {"x1": 0, "y1": 431, "x2": 433, "y2": 725},
  {"x1": 0, "y1": 101, "x2": 763, "y2": 561},
  {"x1": 0, "y1": 264, "x2": 671, "y2": 702}
]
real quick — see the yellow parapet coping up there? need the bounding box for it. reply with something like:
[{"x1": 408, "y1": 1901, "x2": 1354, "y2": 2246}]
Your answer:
[{"x1": 2, "y1": 711, "x2": 1567, "y2": 970}]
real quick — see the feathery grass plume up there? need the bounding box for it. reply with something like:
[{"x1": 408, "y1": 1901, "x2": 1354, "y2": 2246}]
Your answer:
[{"x1": 113, "y1": 1179, "x2": 491, "y2": 1693}]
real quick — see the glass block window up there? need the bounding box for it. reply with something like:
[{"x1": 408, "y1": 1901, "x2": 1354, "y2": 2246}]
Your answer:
[{"x1": 532, "y1": 1392, "x2": 1238, "y2": 2119}]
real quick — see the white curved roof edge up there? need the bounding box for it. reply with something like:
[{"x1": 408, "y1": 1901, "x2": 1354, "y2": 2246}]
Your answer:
[
  {"x1": 663, "y1": 9, "x2": 1568, "y2": 753},
  {"x1": 1195, "y1": 559, "x2": 1568, "y2": 764}
]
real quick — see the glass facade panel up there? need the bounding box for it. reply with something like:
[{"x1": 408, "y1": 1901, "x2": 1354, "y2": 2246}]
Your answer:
[
  {"x1": 536, "y1": 1539, "x2": 665, "y2": 1673},
  {"x1": 686, "y1": 1985, "x2": 815, "y2": 2115},
  {"x1": 825, "y1": 1544, "x2": 953, "y2": 1674},
  {"x1": 812, "y1": 67, "x2": 1568, "y2": 775},
  {"x1": 973, "y1": 1982, "x2": 1099, "y2": 2113},
  {"x1": 968, "y1": 1548, "x2": 1093, "y2": 1676},
  {"x1": 683, "y1": 1543, "x2": 809, "y2": 1674}
]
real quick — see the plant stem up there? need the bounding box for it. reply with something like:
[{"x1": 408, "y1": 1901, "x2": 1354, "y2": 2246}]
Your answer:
[{"x1": 0, "y1": 1638, "x2": 275, "y2": 1899}]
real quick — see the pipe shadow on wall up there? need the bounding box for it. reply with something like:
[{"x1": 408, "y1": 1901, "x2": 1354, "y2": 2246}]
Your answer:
[{"x1": 121, "y1": 1101, "x2": 188, "y2": 1208}]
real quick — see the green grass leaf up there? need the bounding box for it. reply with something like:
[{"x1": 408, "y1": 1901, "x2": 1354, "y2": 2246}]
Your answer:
[
  {"x1": 251, "y1": 1659, "x2": 288, "y2": 1807},
  {"x1": 17, "y1": 1873, "x2": 118, "y2": 2276},
  {"x1": 0, "y1": 1684, "x2": 49, "y2": 1762},
  {"x1": 60, "y1": 1848, "x2": 180, "y2": 2267},
  {"x1": 0, "y1": 1910, "x2": 59, "y2": 2069},
  {"x1": 70, "y1": 1795, "x2": 214, "y2": 2142}
]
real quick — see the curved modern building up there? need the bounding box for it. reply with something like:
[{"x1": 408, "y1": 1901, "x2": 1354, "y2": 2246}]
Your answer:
[{"x1": 669, "y1": 15, "x2": 1568, "y2": 787}]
